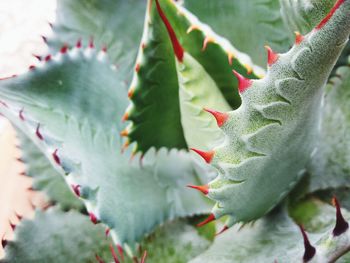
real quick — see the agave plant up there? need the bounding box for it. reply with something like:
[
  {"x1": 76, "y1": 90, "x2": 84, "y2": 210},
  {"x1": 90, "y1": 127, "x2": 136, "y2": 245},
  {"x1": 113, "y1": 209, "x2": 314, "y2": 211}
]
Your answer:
[{"x1": 1, "y1": 0, "x2": 350, "y2": 262}]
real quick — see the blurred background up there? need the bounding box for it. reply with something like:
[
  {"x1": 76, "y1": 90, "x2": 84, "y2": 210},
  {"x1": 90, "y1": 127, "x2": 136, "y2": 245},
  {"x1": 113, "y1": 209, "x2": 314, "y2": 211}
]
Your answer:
[{"x1": 0, "y1": 0, "x2": 56, "y2": 258}]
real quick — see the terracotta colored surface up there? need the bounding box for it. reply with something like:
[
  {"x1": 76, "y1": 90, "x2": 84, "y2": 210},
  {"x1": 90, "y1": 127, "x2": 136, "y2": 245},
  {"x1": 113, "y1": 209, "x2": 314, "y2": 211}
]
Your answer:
[{"x1": 0, "y1": 0, "x2": 56, "y2": 258}]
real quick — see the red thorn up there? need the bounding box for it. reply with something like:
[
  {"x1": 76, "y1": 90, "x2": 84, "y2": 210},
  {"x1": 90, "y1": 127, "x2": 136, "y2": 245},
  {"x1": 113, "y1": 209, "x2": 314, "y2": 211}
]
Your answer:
[
  {"x1": 89, "y1": 212, "x2": 99, "y2": 224},
  {"x1": 36, "y1": 124, "x2": 43, "y2": 140},
  {"x1": 29, "y1": 65, "x2": 36, "y2": 70},
  {"x1": 110, "y1": 244, "x2": 121, "y2": 263},
  {"x1": 315, "y1": 0, "x2": 345, "y2": 30},
  {"x1": 33, "y1": 54, "x2": 41, "y2": 61},
  {"x1": 332, "y1": 196, "x2": 349, "y2": 236},
  {"x1": 294, "y1": 31, "x2": 304, "y2": 45},
  {"x1": 41, "y1": 36, "x2": 47, "y2": 43},
  {"x1": 197, "y1": 213, "x2": 215, "y2": 227},
  {"x1": 155, "y1": 0, "x2": 184, "y2": 62},
  {"x1": 135, "y1": 63, "x2": 140, "y2": 73},
  {"x1": 120, "y1": 129, "x2": 128, "y2": 137},
  {"x1": 19, "y1": 109, "x2": 25, "y2": 121},
  {"x1": 122, "y1": 112, "x2": 128, "y2": 122},
  {"x1": 190, "y1": 148, "x2": 214, "y2": 163},
  {"x1": 204, "y1": 108, "x2": 229, "y2": 127},
  {"x1": 52, "y1": 149, "x2": 61, "y2": 165},
  {"x1": 117, "y1": 245, "x2": 124, "y2": 262},
  {"x1": 216, "y1": 225, "x2": 229, "y2": 236},
  {"x1": 187, "y1": 184, "x2": 209, "y2": 195},
  {"x1": 44, "y1": 55, "x2": 52, "y2": 61},
  {"x1": 232, "y1": 70, "x2": 253, "y2": 93},
  {"x1": 202, "y1": 36, "x2": 215, "y2": 52},
  {"x1": 60, "y1": 45, "x2": 68, "y2": 54},
  {"x1": 76, "y1": 38, "x2": 82, "y2": 48},
  {"x1": 141, "y1": 43, "x2": 146, "y2": 49},
  {"x1": 298, "y1": 225, "x2": 316, "y2": 262},
  {"x1": 128, "y1": 88, "x2": 134, "y2": 99},
  {"x1": 141, "y1": 251, "x2": 147, "y2": 263},
  {"x1": 95, "y1": 254, "x2": 105, "y2": 263},
  {"x1": 71, "y1": 184, "x2": 81, "y2": 197},
  {"x1": 89, "y1": 38, "x2": 94, "y2": 48},
  {"x1": 265, "y1": 45, "x2": 279, "y2": 66},
  {"x1": 105, "y1": 228, "x2": 110, "y2": 237},
  {"x1": 102, "y1": 45, "x2": 107, "y2": 53},
  {"x1": 10, "y1": 222, "x2": 16, "y2": 231},
  {"x1": 1, "y1": 238, "x2": 7, "y2": 248}
]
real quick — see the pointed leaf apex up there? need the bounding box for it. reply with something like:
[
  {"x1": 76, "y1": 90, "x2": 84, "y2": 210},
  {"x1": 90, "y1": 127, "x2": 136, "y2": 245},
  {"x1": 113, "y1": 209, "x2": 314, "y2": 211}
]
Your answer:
[
  {"x1": 215, "y1": 225, "x2": 229, "y2": 236},
  {"x1": 315, "y1": 0, "x2": 345, "y2": 30},
  {"x1": 155, "y1": 0, "x2": 184, "y2": 62},
  {"x1": 187, "y1": 184, "x2": 209, "y2": 195},
  {"x1": 203, "y1": 108, "x2": 229, "y2": 127},
  {"x1": 299, "y1": 225, "x2": 316, "y2": 262},
  {"x1": 232, "y1": 70, "x2": 253, "y2": 93},
  {"x1": 190, "y1": 148, "x2": 215, "y2": 163},
  {"x1": 332, "y1": 196, "x2": 349, "y2": 236},
  {"x1": 294, "y1": 31, "x2": 304, "y2": 45},
  {"x1": 197, "y1": 213, "x2": 215, "y2": 227},
  {"x1": 264, "y1": 45, "x2": 279, "y2": 66}
]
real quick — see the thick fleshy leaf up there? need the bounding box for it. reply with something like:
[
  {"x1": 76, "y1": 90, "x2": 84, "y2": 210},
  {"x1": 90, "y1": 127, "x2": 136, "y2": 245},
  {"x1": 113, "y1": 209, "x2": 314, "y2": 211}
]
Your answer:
[
  {"x1": 191, "y1": 0, "x2": 350, "y2": 226},
  {"x1": 191, "y1": 201, "x2": 350, "y2": 262},
  {"x1": 17, "y1": 130, "x2": 84, "y2": 211},
  {"x1": 0, "y1": 46, "x2": 210, "y2": 245},
  {"x1": 48, "y1": 0, "x2": 146, "y2": 81},
  {"x1": 0, "y1": 208, "x2": 113, "y2": 263},
  {"x1": 125, "y1": 0, "x2": 263, "y2": 153},
  {"x1": 184, "y1": 0, "x2": 292, "y2": 67},
  {"x1": 307, "y1": 58, "x2": 350, "y2": 192}
]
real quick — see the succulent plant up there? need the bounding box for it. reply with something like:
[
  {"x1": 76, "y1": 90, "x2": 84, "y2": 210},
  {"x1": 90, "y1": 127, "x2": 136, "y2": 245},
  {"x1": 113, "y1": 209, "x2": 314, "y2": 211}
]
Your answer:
[{"x1": 1, "y1": 0, "x2": 350, "y2": 262}]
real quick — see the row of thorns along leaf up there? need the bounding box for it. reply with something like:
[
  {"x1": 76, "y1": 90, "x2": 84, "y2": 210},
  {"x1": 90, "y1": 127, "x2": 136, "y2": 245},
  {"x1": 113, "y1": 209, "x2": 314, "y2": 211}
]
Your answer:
[{"x1": 0, "y1": 0, "x2": 350, "y2": 262}]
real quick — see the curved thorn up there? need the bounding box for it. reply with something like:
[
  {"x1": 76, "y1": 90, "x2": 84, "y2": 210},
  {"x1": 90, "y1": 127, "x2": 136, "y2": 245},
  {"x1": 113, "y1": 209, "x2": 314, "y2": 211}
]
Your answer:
[
  {"x1": 60, "y1": 45, "x2": 68, "y2": 54},
  {"x1": 197, "y1": 213, "x2": 215, "y2": 227},
  {"x1": 264, "y1": 45, "x2": 279, "y2": 66},
  {"x1": 203, "y1": 108, "x2": 229, "y2": 127},
  {"x1": 232, "y1": 70, "x2": 253, "y2": 93},
  {"x1": 215, "y1": 225, "x2": 229, "y2": 236},
  {"x1": 332, "y1": 196, "x2": 349, "y2": 236},
  {"x1": 105, "y1": 228, "x2": 110, "y2": 237},
  {"x1": 141, "y1": 250, "x2": 148, "y2": 263},
  {"x1": 36, "y1": 124, "x2": 43, "y2": 140},
  {"x1": 294, "y1": 31, "x2": 304, "y2": 45},
  {"x1": 19, "y1": 109, "x2": 25, "y2": 121},
  {"x1": 9, "y1": 222, "x2": 16, "y2": 231},
  {"x1": 110, "y1": 244, "x2": 121, "y2": 263},
  {"x1": 76, "y1": 38, "x2": 82, "y2": 48},
  {"x1": 71, "y1": 184, "x2": 81, "y2": 197},
  {"x1": 187, "y1": 184, "x2": 209, "y2": 195},
  {"x1": 155, "y1": 0, "x2": 184, "y2": 62},
  {"x1": 298, "y1": 225, "x2": 316, "y2": 262},
  {"x1": 52, "y1": 149, "x2": 61, "y2": 165},
  {"x1": 45, "y1": 55, "x2": 52, "y2": 62},
  {"x1": 1, "y1": 237, "x2": 7, "y2": 248},
  {"x1": 89, "y1": 212, "x2": 99, "y2": 224},
  {"x1": 190, "y1": 148, "x2": 214, "y2": 163}
]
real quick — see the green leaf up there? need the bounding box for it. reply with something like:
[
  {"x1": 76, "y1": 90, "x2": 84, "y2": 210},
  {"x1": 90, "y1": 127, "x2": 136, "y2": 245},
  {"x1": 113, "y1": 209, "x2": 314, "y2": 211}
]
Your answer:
[
  {"x1": 191, "y1": 203, "x2": 350, "y2": 262},
  {"x1": 184, "y1": 0, "x2": 292, "y2": 67},
  {"x1": 126, "y1": 0, "x2": 263, "y2": 153},
  {"x1": 0, "y1": 46, "x2": 210, "y2": 245},
  {"x1": 1, "y1": 208, "x2": 112, "y2": 263},
  {"x1": 17, "y1": 129, "x2": 84, "y2": 211},
  {"x1": 137, "y1": 219, "x2": 212, "y2": 263},
  {"x1": 307, "y1": 58, "x2": 350, "y2": 192},
  {"x1": 49, "y1": 0, "x2": 146, "y2": 81},
  {"x1": 196, "y1": 0, "x2": 350, "y2": 226}
]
